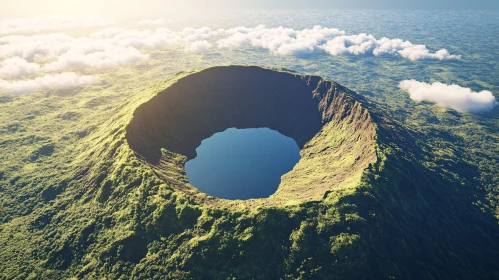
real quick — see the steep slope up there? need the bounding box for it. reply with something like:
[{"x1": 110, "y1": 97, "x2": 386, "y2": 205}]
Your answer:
[
  {"x1": 126, "y1": 66, "x2": 376, "y2": 208},
  {"x1": 1, "y1": 66, "x2": 499, "y2": 279}
]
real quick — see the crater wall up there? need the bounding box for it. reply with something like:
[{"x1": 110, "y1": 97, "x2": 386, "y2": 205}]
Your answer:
[{"x1": 126, "y1": 66, "x2": 377, "y2": 208}]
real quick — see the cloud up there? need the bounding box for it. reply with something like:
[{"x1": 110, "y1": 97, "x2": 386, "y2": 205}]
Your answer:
[
  {"x1": 0, "y1": 26, "x2": 220, "y2": 73},
  {"x1": 0, "y1": 33, "x2": 77, "y2": 62},
  {"x1": 89, "y1": 27, "x2": 217, "y2": 48},
  {"x1": 217, "y1": 25, "x2": 344, "y2": 56},
  {"x1": 137, "y1": 18, "x2": 168, "y2": 25},
  {"x1": 43, "y1": 46, "x2": 149, "y2": 71},
  {"x1": 0, "y1": 18, "x2": 463, "y2": 96},
  {"x1": 0, "y1": 31, "x2": 154, "y2": 72},
  {"x1": 0, "y1": 72, "x2": 100, "y2": 94},
  {"x1": 0, "y1": 58, "x2": 40, "y2": 78},
  {"x1": 399, "y1": 80, "x2": 498, "y2": 112},
  {"x1": 0, "y1": 25, "x2": 222, "y2": 77},
  {"x1": 0, "y1": 15, "x2": 114, "y2": 36},
  {"x1": 317, "y1": 35, "x2": 461, "y2": 60},
  {"x1": 217, "y1": 25, "x2": 460, "y2": 60},
  {"x1": 0, "y1": 23, "x2": 219, "y2": 95},
  {"x1": 275, "y1": 41, "x2": 315, "y2": 56},
  {"x1": 0, "y1": 20, "x2": 460, "y2": 76},
  {"x1": 185, "y1": 40, "x2": 213, "y2": 53},
  {"x1": 319, "y1": 33, "x2": 375, "y2": 55},
  {"x1": 180, "y1": 27, "x2": 219, "y2": 42},
  {"x1": 396, "y1": 45, "x2": 460, "y2": 61},
  {"x1": 90, "y1": 27, "x2": 183, "y2": 49}
]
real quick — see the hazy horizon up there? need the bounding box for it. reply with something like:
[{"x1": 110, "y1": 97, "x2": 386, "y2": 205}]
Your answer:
[{"x1": 2, "y1": 0, "x2": 498, "y2": 19}]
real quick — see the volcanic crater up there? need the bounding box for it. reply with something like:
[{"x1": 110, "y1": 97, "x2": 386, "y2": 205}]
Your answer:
[{"x1": 126, "y1": 66, "x2": 377, "y2": 208}]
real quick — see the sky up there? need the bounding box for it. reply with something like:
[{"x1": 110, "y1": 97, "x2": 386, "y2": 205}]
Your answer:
[
  {"x1": 0, "y1": 1, "x2": 497, "y2": 112},
  {"x1": 2, "y1": 0, "x2": 498, "y2": 19}
]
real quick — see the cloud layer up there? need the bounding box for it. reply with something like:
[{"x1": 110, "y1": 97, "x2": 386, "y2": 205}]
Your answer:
[
  {"x1": 0, "y1": 24, "x2": 218, "y2": 94},
  {"x1": 218, "y1": 25, "x2": 460, "y2": 60},
  {"x1": 185, "y1": 40, "x2": 213, "y2": 53},
  {"x1": 0, "y1": 15, "x2": 463, "y2": 94},
  {"x1": 0, "y1": 72, "x2": 100, "y2": 94},
  {"x1": 217, "y1": 25, "x2": 344, "y2": 56},
  {"x1": 42, "y1": 46, "x2": 149, "y2": 71},
  {"x1": 0, "y1": 27, "x2": 219, "y2": 73},
  {"x1": 399, "y1": 80, "x2": 498, "y2": 112},
  {"x1": 0, "y1": 23, "x2": 460, "y2": 76},
  {"x1": 0, "y1": 58, "x2": 40, "y2": 78}
]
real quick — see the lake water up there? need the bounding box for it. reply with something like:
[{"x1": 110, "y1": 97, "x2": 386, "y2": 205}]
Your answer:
[{"x1": 185, "y1": 128, "x2": 301, "y2": 200}]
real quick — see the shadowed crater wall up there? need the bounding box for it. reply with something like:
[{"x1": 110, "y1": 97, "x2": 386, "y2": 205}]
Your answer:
[{"x1": 126, "y1": 66, "x2": 377, "y2": 208}]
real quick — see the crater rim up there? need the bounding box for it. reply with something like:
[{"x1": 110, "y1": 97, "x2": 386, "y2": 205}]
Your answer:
[{"x1": 125, "y1": 65, "x2": 378, "y2": 209}]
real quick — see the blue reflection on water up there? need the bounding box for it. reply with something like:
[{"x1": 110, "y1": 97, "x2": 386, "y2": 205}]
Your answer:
[{"x1": 185, "y1": 128, "x2": 301, "y2": 200}]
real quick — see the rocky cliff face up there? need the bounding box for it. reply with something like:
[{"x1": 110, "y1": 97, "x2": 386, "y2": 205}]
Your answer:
[
  {"x1": 126, "y1": 66, "x2": 377, "y2": 208},
  {"x1": 3, "y1": 66, "x2": 499, "y2": 279}
]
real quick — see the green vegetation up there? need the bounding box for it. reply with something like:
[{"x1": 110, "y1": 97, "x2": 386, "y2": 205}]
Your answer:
[
  {"x1": 1, "y1": 63, "x2": 499, "y2": 280},
  {"x1": 126, "y1": 66, "x2": 377, "y2": 208}
]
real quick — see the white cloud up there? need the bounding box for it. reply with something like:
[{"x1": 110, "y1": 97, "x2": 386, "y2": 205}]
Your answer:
[
  {"x1": 320, "y1": 33, "x2": 376, "y2": 55},
  {"x1": 0, "y1": 20, "x2": 460, "y2": 75},
  {"x1": 319, "y1": 34, "x2": 461, "y2": 60},
  {"x1": 137, "y1": 18, "x2": 167, "y2": 25},
  {"x1": 0, "y1": 58, "x2": 40, "y2": 78},
  {"x1": 0, "y1": 33, "x2": 76, "y2": 62},
  {"x1": 185, "y1": 40, "x2": 213, "y2": 53},
  {"x1": 275, "y1": 41, "x2": 315, "y2": 56},
  {"x1": 43, "y1": 46, "x2": 149, "y2": 71},
  {"x1": 217, "y1": 25, "x2": 344, "y2": 56},
  {"x1": 0, "y1": 22, "x2": 221, "y2": 95},
  {"x1": 180, "y1": 27, "x2": 219, "y2": 42},
  {"x1": 0, "y1": 18, "x2": 463, "y2": 95},
  {"x1": 217, "y1": 25, "x2": 460, "y2": 60},
  {"x1": 399, "y1": 80, "x2": 498, "y2": 113},
  {"x1": 90, "y1": 27, "x2": 183, "y2": 49},
  {"x1": 397, "y1": 45, "x2": 460, "y2": 61},
  {"x1": 0, "y1": 15, "x2": 114, "y2": 36},
  {"x1": 0, "y1": 25, "x2": 221, "y2": 74},
  {"x1": 0, "y1": 72, "x2": 100, "y2": 95}
]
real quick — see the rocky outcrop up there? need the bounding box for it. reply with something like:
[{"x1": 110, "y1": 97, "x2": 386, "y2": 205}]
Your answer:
[{"x1": 126, "y1": 66, "x2": 377, "y2": 208}]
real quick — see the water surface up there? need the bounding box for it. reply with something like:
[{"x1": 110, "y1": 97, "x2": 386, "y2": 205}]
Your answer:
[{"x1": 185, "y1": 128, "x2": 301, "y2": 200}]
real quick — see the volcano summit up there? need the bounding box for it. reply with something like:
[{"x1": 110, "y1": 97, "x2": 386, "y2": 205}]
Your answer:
[
  {"x1": 2, "y1": 66, "x2": 499, "y2": 280},
  {"x1": 126, "y1": 66, "x2": 377, "y2": 208}
]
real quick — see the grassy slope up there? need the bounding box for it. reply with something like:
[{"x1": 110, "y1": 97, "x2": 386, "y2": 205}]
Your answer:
[{"x1": 1, "y1": 65, "x2": 499, "y2": 279}]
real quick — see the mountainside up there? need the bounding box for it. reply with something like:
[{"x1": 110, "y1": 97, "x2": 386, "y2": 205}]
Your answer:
[
  {"x1": 1, "y1": 66, "x2": 499, "y2": 279},
  {"x1": 126, "y1": 66, "x2": 376, "y2": 208}
]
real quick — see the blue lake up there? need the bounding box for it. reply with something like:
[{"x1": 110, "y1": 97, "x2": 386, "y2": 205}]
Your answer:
[{"x1": 185, "y1": 128, "x2": 301, "y2": 200}]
